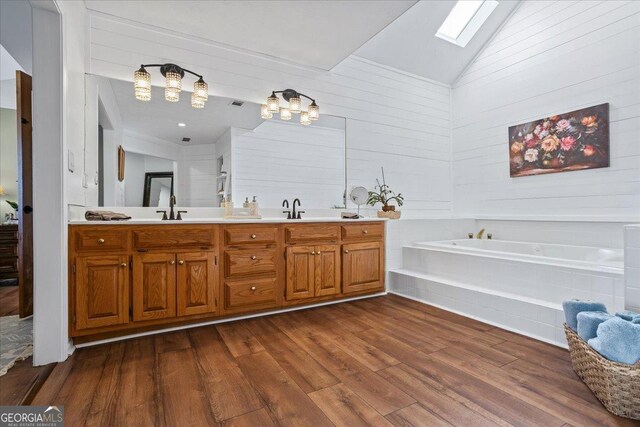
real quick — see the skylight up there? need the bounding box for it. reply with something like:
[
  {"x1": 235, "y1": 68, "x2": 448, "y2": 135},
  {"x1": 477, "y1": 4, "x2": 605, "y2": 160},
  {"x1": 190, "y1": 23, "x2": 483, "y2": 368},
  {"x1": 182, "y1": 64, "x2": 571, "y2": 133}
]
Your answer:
[{"x1": 436, "y1": 0, "x2": 498, "y2": 48}]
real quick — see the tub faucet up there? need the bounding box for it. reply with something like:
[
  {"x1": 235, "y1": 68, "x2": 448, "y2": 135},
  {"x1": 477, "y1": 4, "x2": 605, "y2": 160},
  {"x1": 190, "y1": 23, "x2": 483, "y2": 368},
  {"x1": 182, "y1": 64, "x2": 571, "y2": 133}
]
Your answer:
[{"x1": 476, "y1": 228, "x2": 485, "y2": 239}]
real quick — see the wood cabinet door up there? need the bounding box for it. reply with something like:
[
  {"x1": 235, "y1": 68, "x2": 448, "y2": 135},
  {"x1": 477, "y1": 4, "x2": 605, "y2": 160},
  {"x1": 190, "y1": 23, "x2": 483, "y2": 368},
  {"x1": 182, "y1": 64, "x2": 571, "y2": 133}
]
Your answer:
[
  {"x1": 176, "y1": 252, "x2": 217, "y2": 316},
  {"x1": 342, "y1": 242, "x2": 384, "y2": 294},
  {"x1": 286, "y1": 246, "x2": 315, "y2": 300},
  {"x1": 315, "y1": 245, "x2": 340, "y2": 297},
  {"x1": 132, "y1": 253, "x2": 176, "y2": 321},
  {"x1": 75, "y1": 255, "x2": 129, "y2": 330}
]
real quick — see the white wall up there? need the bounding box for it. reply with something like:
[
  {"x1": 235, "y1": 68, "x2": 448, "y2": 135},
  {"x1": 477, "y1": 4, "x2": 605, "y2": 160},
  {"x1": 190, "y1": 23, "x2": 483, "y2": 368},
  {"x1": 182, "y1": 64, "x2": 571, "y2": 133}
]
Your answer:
[
  {"x1": 86, "y1": 13, "x2": 452, "y2": 217},
  {"x1": 625, "y1": 225, "x2": 640, "y2": 312},
  {"x1": 180, "y1": 141, "x2": 218, "y2": 207},
  {"x1": 452, "y1": 0, "x2": 640, "y2": 221},
  {"x1": 233, "y1": 120, "x2": 345, "y2": 209}
]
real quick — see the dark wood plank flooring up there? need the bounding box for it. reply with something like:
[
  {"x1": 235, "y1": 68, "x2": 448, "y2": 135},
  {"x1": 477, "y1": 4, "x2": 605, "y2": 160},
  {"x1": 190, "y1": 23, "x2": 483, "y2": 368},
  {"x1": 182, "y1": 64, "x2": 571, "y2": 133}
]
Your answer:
[
  {"x1": 0, "y1": 285, "x2": 19, "y2": 317},
  {"x1": 28, "y1": 295, "x2": 636, "y2": 426}
]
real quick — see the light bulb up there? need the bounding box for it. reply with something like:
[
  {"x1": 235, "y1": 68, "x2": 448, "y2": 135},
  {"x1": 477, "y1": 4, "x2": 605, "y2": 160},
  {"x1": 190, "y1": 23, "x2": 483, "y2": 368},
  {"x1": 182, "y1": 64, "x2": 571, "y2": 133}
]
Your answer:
[
  {"x1": 300, "y1": 110, "x2": 311, "y2": 125},
  {"x1": 289, "y1": 96, "x2": 301, "y2": 114},
  {"x1": 280, "y1": 107, "x2": 292, "y2": 121},
  {"x1": 308, "y1": 101, "x2": 319, "y2": 120},
  {"x1": 165, "y1": 87, "x2": 180, "y2": 102},
  {"x1": 165, "y1": 71, "x2": 182, "y2": 92},
  {"x1": 261, "y1": 104, "x2": 273, "y2": 119},
  {"x1": 134, "y1": 66, "x2": 151, "y2": 101},
  {"x1": 267, "y1": 92, "x2": 280, "y2": 113},
  {"x1": 194, "y1": 78, "x2": 208, "y2": 101},
  {"x1": 191, "y1": 92, "x2": 205, "y2": 108}
]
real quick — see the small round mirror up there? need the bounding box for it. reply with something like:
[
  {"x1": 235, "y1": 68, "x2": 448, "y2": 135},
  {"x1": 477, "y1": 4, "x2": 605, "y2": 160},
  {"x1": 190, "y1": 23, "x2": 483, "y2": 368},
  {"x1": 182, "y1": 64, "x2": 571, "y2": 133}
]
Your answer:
[{"x1": 349, "y1": 186, "x2": 368, "y2": 217}]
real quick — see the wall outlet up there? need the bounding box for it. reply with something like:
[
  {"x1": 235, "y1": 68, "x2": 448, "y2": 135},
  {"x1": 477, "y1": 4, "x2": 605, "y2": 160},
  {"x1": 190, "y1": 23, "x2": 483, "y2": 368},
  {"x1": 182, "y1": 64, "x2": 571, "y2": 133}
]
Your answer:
[{"x1": 68, "y1": 149, "x2": 74, "y2": 172}]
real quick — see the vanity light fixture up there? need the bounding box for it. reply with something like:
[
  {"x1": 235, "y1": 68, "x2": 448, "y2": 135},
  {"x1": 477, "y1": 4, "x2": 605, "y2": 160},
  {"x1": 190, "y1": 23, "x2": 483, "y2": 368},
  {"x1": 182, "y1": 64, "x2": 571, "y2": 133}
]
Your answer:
[
  {"x1": 133, "y1": 63, "x2": 209, "y2": 108},
  {"x1": 263, "y1": 89, "x2": 319, "y2": 124}
]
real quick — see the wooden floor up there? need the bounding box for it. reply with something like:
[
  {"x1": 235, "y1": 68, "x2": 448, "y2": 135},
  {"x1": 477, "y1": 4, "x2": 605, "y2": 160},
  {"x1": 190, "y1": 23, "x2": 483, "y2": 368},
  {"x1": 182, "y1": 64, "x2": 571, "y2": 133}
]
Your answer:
[
  {"x1": 29, "y1": 295, "x2": 635, "y2": 426},
  {"x1": 0, "y1": 284, "x2": 19, "y2": 317}
]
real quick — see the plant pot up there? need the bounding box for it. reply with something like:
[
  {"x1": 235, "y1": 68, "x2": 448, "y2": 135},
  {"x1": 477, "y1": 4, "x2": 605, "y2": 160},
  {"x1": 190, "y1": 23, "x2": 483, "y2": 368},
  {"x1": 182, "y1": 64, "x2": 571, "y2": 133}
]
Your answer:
[
  {"x1": 382, "y1": 205, "x2": 396, "y2": 212},
  {"x1": 377, "y1": 210, "x2": 401, "y2": 219}
]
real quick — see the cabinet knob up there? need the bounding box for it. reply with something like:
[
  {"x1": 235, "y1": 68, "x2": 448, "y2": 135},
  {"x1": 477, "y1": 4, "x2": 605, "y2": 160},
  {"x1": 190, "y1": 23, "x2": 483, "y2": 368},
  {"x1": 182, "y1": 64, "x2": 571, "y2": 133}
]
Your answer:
[
  {"x1": 344, "y1": 249, "x2": 349, "y2": 254},
  {"x1": 120, "y1": 263, "x2": 127, "y2": 267},
  {"x1": 251, "y1": 234, "x2": 257, "y2": 239},
  {"x1": 169, "y1": 260, "x2": 175, "y2": 265},
  {"x1": 317, "y1": 251, "x2": 321, "y2": 255},
  {"x1": 250, "y1": 286, "x2": 257, "y2": 291},
  {"x1": 251, "y1": 255, "x2": 257, "y2": 260},
  {"x1": 178, "y1": 260, "x2": 184, "y2": 265},
  {"x1": 363, "y1": 230, "x2": 368, "y2": 234},
  {"x1": 98, "y1": 238, "x2": 105, "y2": 244},
  {"x1": 311, "y1": 251, "x2": 316, "y2": 255}
]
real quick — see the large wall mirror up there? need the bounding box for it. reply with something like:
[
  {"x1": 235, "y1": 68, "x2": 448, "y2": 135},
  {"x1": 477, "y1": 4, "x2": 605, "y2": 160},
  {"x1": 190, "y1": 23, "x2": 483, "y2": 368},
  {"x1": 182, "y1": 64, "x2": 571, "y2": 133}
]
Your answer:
[{"x1": 84, "y1": 74, "x2": 346, "y2": 209}]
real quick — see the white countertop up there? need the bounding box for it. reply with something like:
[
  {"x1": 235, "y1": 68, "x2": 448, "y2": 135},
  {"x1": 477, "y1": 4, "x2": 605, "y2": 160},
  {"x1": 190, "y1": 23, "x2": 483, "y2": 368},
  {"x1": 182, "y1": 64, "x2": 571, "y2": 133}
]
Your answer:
[{"x1": 69, "y1": 217, "x2": 387, "y2": 225}]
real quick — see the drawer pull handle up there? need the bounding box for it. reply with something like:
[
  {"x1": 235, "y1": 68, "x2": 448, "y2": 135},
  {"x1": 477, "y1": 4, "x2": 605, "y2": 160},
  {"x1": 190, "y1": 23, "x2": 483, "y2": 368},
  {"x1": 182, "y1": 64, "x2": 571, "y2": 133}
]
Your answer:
[
  {"x1": 251, "y1": 255, "x2": 257, "y2": 260},
  {"x1": 250, "y1": 286, "x2": 257, "y2": 291},
  {"x1": 251, "y1": 234, "x2": 257, "y2": 239},
  {"x1": 178, "y1": 260, "x2": 184, "y2": 265},
  {"x1": 344, "y1": 249, "x2": 349, "y2": 254},
  {"x1": 169, "y1": 260, "x2": 175, "y2": 265},
  {"x1": 120, "y1": 263, "x2": 127, "y2": 267},
  {"x1": 363, "y1": 230, "x2": 368, "y2": 234},
  {"x1": 98, "y1": 238, "x2": 105, "y2": 244}
]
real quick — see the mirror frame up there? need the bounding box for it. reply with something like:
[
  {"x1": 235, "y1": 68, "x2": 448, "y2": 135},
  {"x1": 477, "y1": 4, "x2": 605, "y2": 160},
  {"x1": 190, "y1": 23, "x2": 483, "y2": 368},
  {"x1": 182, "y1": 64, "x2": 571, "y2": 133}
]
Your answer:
[{"x1": 143, "y1": 172, "x2": 174, "y2": 207}]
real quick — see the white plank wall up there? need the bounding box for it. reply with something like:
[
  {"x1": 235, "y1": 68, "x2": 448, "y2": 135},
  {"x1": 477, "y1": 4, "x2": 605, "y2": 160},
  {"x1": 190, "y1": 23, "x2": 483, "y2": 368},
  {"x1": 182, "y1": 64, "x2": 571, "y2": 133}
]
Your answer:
[
  {"x1": 87, "y1": 13, "x2": 452, "y2": 218},
  {"x1": 179, "y1": 143, "x2": 217, "y2": 207},
  {"x1": 452, "y1": 0, "x2": 640, "y2": 220}
]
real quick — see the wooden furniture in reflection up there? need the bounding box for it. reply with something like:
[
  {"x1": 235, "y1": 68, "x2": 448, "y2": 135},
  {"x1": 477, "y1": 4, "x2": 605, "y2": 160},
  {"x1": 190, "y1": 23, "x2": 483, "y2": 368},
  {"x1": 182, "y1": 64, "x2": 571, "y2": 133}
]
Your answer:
[
  {"x1": 0, "y1": 225, "x2": 19, "y2": 280},
  {"x1": 68, "y1": 221, "x2": 384, "y2": 342}
]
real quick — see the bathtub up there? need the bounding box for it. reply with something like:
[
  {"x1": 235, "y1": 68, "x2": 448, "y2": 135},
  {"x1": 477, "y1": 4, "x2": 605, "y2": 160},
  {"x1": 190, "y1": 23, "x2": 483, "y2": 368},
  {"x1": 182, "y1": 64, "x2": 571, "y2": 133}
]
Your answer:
[
  {"x1": 391, "y1": 239, "x2": 625, "y2": 347},
  {"x1": 414, "y1": 239, "x2": 624, "y2": 273}
]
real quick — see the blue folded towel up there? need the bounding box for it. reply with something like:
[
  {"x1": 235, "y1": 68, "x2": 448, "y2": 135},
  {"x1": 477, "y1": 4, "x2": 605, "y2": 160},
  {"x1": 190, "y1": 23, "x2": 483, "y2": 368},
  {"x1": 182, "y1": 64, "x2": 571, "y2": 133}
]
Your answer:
[
  {"x1": 588, "y1": 317, "x2": 640, "y2": 364},
  {"x1": 562, "y1": 300, "x2": 608, "y2": 330},
  {"x1": 577, "y1": 311, "x2": 613, "y2": 341},
  {"x1": 615, "y1": 310, "x2": 639, "y2": 321},
  {"x1": 633, "y1": 316, "x2": 640, "y2": 325}
]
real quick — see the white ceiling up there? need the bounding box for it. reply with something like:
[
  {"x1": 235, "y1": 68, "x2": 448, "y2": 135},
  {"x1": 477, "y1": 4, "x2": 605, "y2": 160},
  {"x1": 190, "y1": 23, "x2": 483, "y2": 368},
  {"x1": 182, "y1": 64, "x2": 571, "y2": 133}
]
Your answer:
[
  {"x1": 108, "y1": 78, "x2": 264, "y2": 145},
  {"x1": 84, "y1": 0, "x2": 417, "y2": 70},
  {"x1": 354, "y1": 0, "x2": 520, "y2": 84}
]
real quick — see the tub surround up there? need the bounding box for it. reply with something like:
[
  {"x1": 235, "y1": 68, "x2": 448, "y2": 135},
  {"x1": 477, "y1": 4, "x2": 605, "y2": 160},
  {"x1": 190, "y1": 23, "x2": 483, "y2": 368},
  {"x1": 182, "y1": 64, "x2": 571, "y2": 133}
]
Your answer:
[
  {"x1": 624, "y1": 224, "x2": 640, "y2": 313},
  {"x1": 68, "y1": 219, "x2": 385, "y2": 343}
]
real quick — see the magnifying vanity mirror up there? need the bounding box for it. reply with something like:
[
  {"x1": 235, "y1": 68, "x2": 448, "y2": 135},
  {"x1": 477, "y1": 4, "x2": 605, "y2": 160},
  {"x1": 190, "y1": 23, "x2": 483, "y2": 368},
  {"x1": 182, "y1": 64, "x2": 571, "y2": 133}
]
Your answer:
[{"x1": 84, "y1": 74, "x2": 347, "y2": 209}]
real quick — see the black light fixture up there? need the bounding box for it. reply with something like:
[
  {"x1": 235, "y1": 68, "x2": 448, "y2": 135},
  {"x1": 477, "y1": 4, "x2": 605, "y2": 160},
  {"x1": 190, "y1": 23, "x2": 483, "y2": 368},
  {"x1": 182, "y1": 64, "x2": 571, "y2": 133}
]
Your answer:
[
  {"x1": 133, "y1": 63, "x2": 209, "y2": 108},
  {"x1": 262, "y1": 89, "x2": 319, "y2": 125}
]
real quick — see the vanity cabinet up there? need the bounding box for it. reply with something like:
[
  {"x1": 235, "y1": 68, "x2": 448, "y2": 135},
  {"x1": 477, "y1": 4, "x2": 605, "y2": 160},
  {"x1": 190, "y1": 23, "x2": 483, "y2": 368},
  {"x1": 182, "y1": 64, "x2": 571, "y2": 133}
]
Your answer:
[
  {"x1": 69, "y1": 221, "x2": 384, "y2": 342},
  {"x1": 75, "y1": 255, "x2": 129, "y2": 330}
]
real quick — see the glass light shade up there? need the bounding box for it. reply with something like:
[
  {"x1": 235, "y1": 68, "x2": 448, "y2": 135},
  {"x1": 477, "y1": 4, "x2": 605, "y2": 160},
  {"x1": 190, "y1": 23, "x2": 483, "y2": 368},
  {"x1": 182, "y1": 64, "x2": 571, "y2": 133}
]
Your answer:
[
  {"x1": 165, "y1": 71, "x2": 182, "y2": 92},
  {"x1": 261, "y1": 104, "x2": 273, "y2": 119},
  {"x1": 133, "y1": 67, "x2": 151, "y2": 101},
  {"x1": 191, "y1": 92, "x2": 205, "y2": 108},
  {"x1": 280, "y1": 107, "x2": 292, "y2": 121},
  {"x1": 165, "y1": 87, "x2": 180, "y2": 102},
  {"x1": 289, "y1": 96, "x2": 301, "y2": 113},
  {"x1": 267, "y1": 92, "x2": 280, "y2": 113},
  {"x1": 308, "y1": 102, "x2": 319, "y2": 120},
  {"x1": 194, "y1": 78, "x2": 208, "y2": 101},
  {"x1": 300, "y1": 110, "x2": 311, "y2": 125}
]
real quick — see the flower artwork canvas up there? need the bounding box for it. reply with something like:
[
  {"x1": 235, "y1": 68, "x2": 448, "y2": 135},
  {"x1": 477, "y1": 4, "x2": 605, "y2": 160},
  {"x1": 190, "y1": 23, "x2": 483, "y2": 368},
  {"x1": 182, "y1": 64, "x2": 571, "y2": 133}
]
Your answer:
[{"x1": 509, "y1": 103, "x2": 609, "y2": 177}]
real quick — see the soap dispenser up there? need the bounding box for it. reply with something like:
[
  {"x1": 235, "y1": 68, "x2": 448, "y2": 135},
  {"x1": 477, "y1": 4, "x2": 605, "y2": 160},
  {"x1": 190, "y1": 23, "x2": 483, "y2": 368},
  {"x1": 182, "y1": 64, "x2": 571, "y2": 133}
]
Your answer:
[
  {"x1": 243, "y1": 197, "x2": 250, "y2": 209},
  {"x1": 250, "y1": 196, "x2": 259, "y2": 216}
]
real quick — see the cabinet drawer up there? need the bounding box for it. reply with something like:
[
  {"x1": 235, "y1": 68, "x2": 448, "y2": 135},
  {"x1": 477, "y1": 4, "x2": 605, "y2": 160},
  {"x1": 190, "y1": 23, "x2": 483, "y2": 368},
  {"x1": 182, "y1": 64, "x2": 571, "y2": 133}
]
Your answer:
[
  {"x1": 224, "y1": 225, "x2": 277, "y2": 246},
  {"x1": 224, "y1": 277, "x2": 277, "y2": 310},
  {"x1": 285, "y1": 224, "x2": 339, "y2": 243},
  {"x1": 341, "y1": 223, "x2": 384, "y2": 241},
  {"x1": 0, "y1": 244, "x2": 17, "y2": 257},
  {"x1": 224, "y1": 248, "x2": 277, "y2": 278},
  {"x1": 0, "y1": 228, "x2": 18, "y2": 241},
  {"x1": 75, "y1": 229, "x2": 130, "y2": 252},
  {"x1": 0, "y1": 258, "x2": 18, "y2": 273},
  {"x1": 133, "y1": 226, "x2": 216, "y2": 250}
]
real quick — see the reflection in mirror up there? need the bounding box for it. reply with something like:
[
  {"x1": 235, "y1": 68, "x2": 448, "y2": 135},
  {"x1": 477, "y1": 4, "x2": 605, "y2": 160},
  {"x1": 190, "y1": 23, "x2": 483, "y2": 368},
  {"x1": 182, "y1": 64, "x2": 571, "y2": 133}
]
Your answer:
[
  {"x1": 143, "y1": 172, "x2": 174, "y2": 207},
  {"x1": 86, "y1": 74, "x2": 346, "y2": 209}
]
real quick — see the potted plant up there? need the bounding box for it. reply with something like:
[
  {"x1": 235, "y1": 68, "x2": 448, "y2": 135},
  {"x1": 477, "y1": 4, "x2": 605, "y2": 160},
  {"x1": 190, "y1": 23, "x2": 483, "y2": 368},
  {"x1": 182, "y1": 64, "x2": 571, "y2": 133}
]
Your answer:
[
  {"x1": 5, "y1": 200, "x2": 18, "y2": 222},
  {"x1": 367, "y1": 167, "x2": 403, "y2": 219}
]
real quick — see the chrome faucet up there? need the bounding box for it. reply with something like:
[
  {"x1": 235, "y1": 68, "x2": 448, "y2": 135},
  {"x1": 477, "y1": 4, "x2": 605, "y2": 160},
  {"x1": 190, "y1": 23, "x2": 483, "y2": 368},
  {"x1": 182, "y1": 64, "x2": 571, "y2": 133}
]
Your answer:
[{"x1": 476, "y1": 228, "x2": 485, "y2": 239}]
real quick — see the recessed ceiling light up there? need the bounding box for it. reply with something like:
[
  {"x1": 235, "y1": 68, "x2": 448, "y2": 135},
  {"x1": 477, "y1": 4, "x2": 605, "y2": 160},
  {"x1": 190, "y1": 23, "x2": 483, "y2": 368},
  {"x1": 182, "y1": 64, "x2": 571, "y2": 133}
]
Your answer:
[
  {"x1": 177, "y1": 122, "x2": 186, "y2": 127},
  {"x1": 436, "y1": 0, "x2": 498, "y2": 48}
]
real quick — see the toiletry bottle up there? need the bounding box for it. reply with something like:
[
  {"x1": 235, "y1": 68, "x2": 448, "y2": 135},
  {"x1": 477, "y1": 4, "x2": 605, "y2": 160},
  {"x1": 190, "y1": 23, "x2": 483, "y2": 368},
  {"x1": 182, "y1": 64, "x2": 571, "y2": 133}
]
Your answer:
[
  {"x1": 225, "y1": 197, "x2": 234, "y2": 217},
  {"x1": 250, "y1": 196, "x2": 259, "y2": 216},
  {"x1": 243, "y1": 197, "x2": 250, "y2": 209}
]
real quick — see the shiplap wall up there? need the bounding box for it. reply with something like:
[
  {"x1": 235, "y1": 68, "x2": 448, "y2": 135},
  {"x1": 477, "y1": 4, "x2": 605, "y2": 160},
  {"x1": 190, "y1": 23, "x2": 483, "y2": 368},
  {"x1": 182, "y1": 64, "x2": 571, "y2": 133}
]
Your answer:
[
  {"x1": 452, "y1": 0, "x2": 640, "y2": 220},
  {"x1": 233, "y1": 121, "x2": 345, "y2": 209},
  {"x1": 87, "y1": 14, "x2": 452, "y2": 218}
]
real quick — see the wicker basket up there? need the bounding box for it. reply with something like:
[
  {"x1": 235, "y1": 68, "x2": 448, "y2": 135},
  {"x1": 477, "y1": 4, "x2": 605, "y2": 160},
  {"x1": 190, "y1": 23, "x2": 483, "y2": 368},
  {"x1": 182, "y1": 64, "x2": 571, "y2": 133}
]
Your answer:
[{"x1": 564, "y1": 324, "x2": 640, "y2": 420}]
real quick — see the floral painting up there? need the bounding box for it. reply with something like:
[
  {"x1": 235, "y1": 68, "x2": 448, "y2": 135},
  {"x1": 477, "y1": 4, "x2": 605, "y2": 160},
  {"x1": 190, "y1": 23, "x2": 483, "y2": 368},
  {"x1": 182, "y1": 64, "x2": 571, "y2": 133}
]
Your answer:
[{"x1": 509, "y1": 103, "x2": 609, "y2": 177}]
